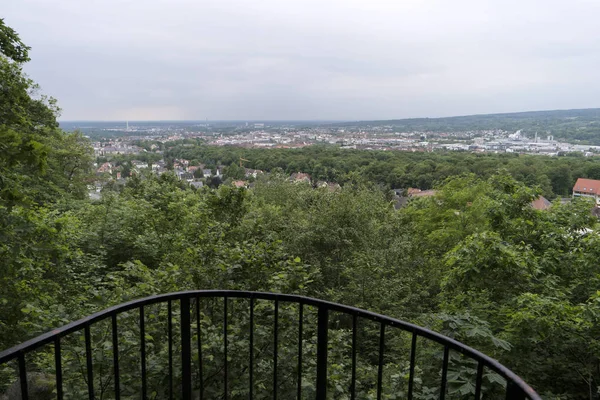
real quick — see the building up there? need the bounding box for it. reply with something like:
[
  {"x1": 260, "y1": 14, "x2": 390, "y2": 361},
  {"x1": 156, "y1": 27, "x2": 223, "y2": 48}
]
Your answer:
[
  {"x1": 407, "y1": 188, "x2": 437, "y2": 198},
  {"x1": 290, "y1": 172, "x2": 311, "y2": 183},
  {"x1": 232, "y1": 180, "x2": 247, "y2": 188},
  {"x1": 572, "y1": 178, "x2": 600, "y2": 204},
  {"x1": 245, "y1": 168, "x2": 263, "y2": 179},
  {"x1": 96, "y1": 162, "x2": 112, "y2": 174},
  {"x1": 132, "y1": 161, "x2": 148, "y2": 169},
  {"x1": 531, "y1": 196, "x2": 552, "y2": 210}
]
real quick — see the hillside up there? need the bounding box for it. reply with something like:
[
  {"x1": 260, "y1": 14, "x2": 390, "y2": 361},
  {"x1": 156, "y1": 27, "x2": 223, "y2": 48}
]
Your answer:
[{"x1": 346, "y1": 108, "x2": 600, "y2": 144}]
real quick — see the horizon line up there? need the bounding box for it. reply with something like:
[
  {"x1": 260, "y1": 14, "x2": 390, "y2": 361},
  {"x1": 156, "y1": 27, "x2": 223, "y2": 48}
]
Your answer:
[{"x1": 58, "y1": 119, "x2": 349, "y2": 123}]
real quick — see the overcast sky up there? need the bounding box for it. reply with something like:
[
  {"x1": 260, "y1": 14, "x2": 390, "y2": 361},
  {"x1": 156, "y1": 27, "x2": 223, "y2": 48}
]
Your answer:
[{"x1": 5, "y1": 0, "x2": 600, "y2": 121}]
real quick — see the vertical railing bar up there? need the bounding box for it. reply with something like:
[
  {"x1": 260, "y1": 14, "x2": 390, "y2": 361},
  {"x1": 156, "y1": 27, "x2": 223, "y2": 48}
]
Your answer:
[
  {"x1": 168, "y1": 300, "x2": 173, "y2": 400},
  {"x1": 18, "y1": 353, "x2": 28, "y2": 400},
  {"x1": 181, "y1": 297, "x2": 192, "y2": 400},
  {"x1": 54, "y1": 337, "x2": 63, "y2": 400},
  {"x1": 474, "y1": 361, "x2": 484, "y2": 400},
  {"x1": 111, "y1": 314, "x2": 120, "y2": 400},
  {"x1": 315, "y1": 306, "x2": 329, "y2": 400},
  {"x1": 440, "y1": 346, "x2": 449, "y2": 400},
  {"x1": 377, "y1": 322, "x2": 385, "y2": 400},
  {"x1": 506, "y1": 381, "x2": 527, "y2": 400},
  {"x1": 196, "y1": 297, "x2": 204, "y2": 400},
  {"x1": 140, "y1": 306, "x2": 147, "y2": 400},
  {"x1": 273, "y1": 299, "x2": 279, "y2": 400},
  {"x1": 249, "y1": 297, "x2": 255, "y2": 400},
  {"x1": 85, "y1": 325, "x2": 94, "y2": 400},
  {"x1": 297, "y1": 303, "x2": 303, "y2": 400},
  {"x1": 224, "y1": 296, "x2": 228, "y2": 400},
  {"x1": 407, "y1": 332, "x2": 417, "y2": 400},
  {"x1": 350, "y1": 314, "x2": 357, "y2": 400}
]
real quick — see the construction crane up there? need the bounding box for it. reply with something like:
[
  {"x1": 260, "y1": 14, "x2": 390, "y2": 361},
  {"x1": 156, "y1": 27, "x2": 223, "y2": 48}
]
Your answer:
[{"x1": 239, "y1": 157, "x2": 249, "y2": 168}]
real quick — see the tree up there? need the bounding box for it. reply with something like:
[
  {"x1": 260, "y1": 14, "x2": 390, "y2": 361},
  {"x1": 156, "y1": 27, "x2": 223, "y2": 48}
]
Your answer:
[
  {"x1": 548, "y1": 165, "x2": 572, "y2": 196},
  {"x1": 0, "y1": 19, "x2": 70, "y2": 207},
  {"x1": 223, "y1": 162, "x2": 245, "y2": 180},
  {"x1": 0, "y1": 20, "x2": 93, "y2": 351},
  {"x1": 411, "y1": 174, "x2": 600, "y2": 397},
  {"x1": 207, "y1": 176, "x2": 222, "y2": 188},
  {"x1": 0, "y1": 19, "x2": 30, "y2": 63}
]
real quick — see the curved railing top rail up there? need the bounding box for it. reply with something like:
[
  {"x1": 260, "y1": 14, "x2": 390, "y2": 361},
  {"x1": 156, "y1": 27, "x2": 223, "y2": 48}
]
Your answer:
[{"x1": 0, "y1": 290, "x2": 541, "y2": 400}]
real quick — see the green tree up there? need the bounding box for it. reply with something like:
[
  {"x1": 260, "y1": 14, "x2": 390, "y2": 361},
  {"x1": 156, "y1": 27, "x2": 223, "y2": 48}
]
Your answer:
[
  {"x1": 0, "y1": 19, "x2": 30, "y2": 63},
  {"x1": 223, "y1": 162, "x2": 245, "y2": 180},
  {"x1": 0, "y1": 19, "x2": 87, "y2": 207},
  {"x1": 548, "y1": 165, "x2": 573, "y2": 196}
]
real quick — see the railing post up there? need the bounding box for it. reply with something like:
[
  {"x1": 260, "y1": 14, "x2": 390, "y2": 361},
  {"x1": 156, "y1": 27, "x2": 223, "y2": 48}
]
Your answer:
[
  {"x1": 168, "y1": 301, "x2": 173, "y2": 400},
  {"x1": 18, "y1": 353, "x2": 28, "y2": 400},
  {"x1": 407, "y1": 332, "x2": 417, "y2": 400},
  {"x1": 84, "y1": 326, "x2": 94, "y2": 400},
  {"x1": 506, "y1": 381, "x2": 527, "y2": 400},
  {"x1": 474, "y1": 362, "x2": 483, "y2": 400},
  {"x1": 54, "y1": 337, "x2": 63, "y2": 400},
  {"x1": 111, "y1": 315, "x2": 120, "y2": 400},
  {"x1": 316, "y1": 306, "x2": 329, "y2": 400},
  {"x1": 140, "y1": 307, "x2": 147, "y2": 400},
  {"x1": 223, "y1": 296, "x2": 228, "y2": 400},
  {"x1": 181, "y1": 297, "x2": 192, "y2": 400}
]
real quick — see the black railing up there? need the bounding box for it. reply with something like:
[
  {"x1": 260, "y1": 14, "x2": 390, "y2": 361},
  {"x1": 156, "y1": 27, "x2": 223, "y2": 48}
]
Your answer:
[{"x1": 0, "y1": 291, "x2": 541, "y2": 399}]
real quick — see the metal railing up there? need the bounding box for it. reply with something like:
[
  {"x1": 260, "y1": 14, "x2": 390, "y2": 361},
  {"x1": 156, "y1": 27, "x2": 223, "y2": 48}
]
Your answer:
[{"x1": 0, "y1": 290, "x2": 541, "y2": 399}]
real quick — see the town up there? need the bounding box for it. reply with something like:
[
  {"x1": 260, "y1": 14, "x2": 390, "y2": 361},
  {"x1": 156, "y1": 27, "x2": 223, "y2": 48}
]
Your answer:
[
  {"x1": 71, "y1": 120, "x2": 600, "y2": 206},
  {"x1": 64, "y1": 119, "x2": 600, "y2": 158},
  {"x1": 88, "y1": 136, "x2": 600, "y2": 217}
]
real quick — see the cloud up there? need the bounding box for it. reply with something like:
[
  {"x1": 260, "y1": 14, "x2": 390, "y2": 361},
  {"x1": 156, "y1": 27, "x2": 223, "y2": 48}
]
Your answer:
[{"x1": 4, "y1": 0, "x2": 600, "y2": 120}]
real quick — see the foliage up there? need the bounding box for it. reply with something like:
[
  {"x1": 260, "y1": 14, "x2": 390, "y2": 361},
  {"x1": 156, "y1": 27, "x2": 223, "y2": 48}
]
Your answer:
[
  {"x1": 165, "y1": 143, "x2": 600, "y2": 198},
  {"x1": 0, "y1": 18, "x2": 30, "y2": 63},
  {"x1": 0, "y1": 20, "x2": 91, "y2": 208}
]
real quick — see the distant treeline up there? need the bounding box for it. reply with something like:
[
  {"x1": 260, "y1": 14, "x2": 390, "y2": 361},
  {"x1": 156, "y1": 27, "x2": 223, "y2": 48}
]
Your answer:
[{"x1": 164, "y1": 143, "x2": 600, "y2": 197}]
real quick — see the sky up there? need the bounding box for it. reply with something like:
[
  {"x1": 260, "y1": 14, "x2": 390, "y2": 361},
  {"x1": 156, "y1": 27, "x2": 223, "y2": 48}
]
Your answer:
[{"x1": 4, "y1": 0, "x2": 600, "y2": 121}]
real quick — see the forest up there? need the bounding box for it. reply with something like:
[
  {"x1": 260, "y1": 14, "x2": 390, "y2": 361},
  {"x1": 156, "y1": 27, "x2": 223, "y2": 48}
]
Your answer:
[
  {"x1": 164, "y1": 141, "x2": 598, "y2": 199},
  {"x1": 2, "y1": 19, "x2": 600, "y2": 399}
]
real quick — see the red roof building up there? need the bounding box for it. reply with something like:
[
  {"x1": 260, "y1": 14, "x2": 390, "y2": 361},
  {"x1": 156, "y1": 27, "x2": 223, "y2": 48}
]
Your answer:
[
  {"x1": 573, "y1": 178, "x2": 600, "y2": 204},
  {"x1": 531, "y1": 196, "x2": 552, "y2": 210},
  {"x1": 290, "y1": 172, "x2": 311, "y2": 183},
  {"x1": 411, "y1": 190, "x2": 437, "y2": 198},
  {"x1": 232, "y1": 180, "x2": 247, "y2": 188},
  {"x1": 407, "y1": 188, "x2": 437, "y2": 197}
]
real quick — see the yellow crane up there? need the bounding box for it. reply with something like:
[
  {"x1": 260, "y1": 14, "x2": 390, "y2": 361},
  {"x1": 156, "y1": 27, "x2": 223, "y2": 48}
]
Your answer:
[{"x1": 239, "y1": 157, "x2": 249, "y2": 168}]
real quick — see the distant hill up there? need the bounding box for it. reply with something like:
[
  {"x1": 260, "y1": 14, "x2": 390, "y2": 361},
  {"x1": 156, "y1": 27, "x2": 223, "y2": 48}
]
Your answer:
[{"x1": 342, "y1": 108, "x2": 600, "y2": 144}]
